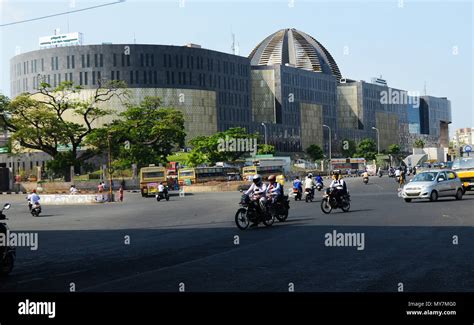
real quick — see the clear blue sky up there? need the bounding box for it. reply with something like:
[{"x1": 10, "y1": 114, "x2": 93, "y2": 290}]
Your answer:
[{"x1": 1, "y1": 0, "x2": 472, "y2": 135}]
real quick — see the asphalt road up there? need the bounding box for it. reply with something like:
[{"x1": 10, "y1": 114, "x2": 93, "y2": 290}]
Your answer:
[{"x1": 0, "y1": 176, "x2": 473, "y2": 292}]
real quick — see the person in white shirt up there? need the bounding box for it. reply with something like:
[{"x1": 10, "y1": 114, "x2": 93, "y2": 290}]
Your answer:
[
  {"x1": 70, "y1": 185, "x2": 78, "y2": 195},
  {"x1": 329, "y1": 171, "x2": 348, "y2": 204},
  {"x1": 304, "y1": 173, "x2": 317, "y2": 196},
  {"x1": 245, "y1": 174, "x2": 267, "y2": 213}
]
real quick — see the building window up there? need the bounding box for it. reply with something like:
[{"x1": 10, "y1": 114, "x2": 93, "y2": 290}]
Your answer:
[
  {"x1": 121, "y1": 54, "x2": 125, "y2": 67},
  {"x1": 94, "y1": 54, "x2": 98, "y2": 67},
  {"x1": 81, "y1": 55, "x2": 85, "y2": 68},
  {"x1": 92, "y1": 71, "x2": 96, "y2": 85},
  {"x1": 151, "y1": 54, "x2": 154, "y2": 67},
  {"x1": 67, "y1": 56, "x2": 70, "y2": 69},
  {"x1": 113, "y1": 54, "x2": 117, "y2": 67},
  {"x1": 135, "y1": 71, "x2": 139, "y2": 84},
  {"x1": 64, "y1": 73, "x2": 68, "y2": 82},
  {"x1": 79, "y1": 72, "x2": 83, "y2": 85},
  {"x1": 140, "y1": 54, "x2": 144, "y2": 67},
  {"x1": 189, "y1": 72, "x2": 192, "y2": 85},
  {"x1": 171, "y1": 71, "x2": 175, "y2": 84},
  {"x1": 97, "y1": 71, "x2": 101, "y2": 82},
  {"x1": 148, "y1": 70, "x2": 152, "y2": 84},
  {"x1": 163, "y1": 54, "x2": 167, "y2": 67},
  {"x1": 111, "y1": 71, "x2": 115, "y2": 80},
  {"x1": 84, "y1": 72, "x2": 88, "y2": 85},
  {"x1": 71, "y1": 55, "x2": 75, "y2": 69},
  {"x1": 51, "y1": 57, "x2": 54, "y2": 70},
  {"x1": 130, "y1": 71, "x2": 134, "y2": 84},
  {"x1": 145, "y1": 54, "x2": 149, "y2": 67},
  {"x1": 70, "y1": 72, "x2": 73, "y2": 82},
  {"x1": 99, "y1": 54, "x2": 103, "y2": 67},
  {"x1": 143, "y1": 71, "x2": 147, "y2": 84},
  {"x1": 58, "y1": 73, "x2": 61, "y2": 84},
  {"x1": 86, "y1": 54, "x2": 90, "y2": 67},
  {"x1": 153, "y1": 71, "x2": 157, "y2": 83},
  {"x1": 166, "y1": 71, "x2": 170, "y2": 84},
  {"x1": 126, "y1": 55, "x2": 130, "y2": 66},
  {"x1": 116, "y1": 70, "x2": 120, "y2": 81}
]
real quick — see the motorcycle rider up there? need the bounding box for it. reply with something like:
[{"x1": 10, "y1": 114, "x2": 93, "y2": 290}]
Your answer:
[
  {"x1": 315, "y1": 174, "x2": 324, "y2": 187},
  {"x1": 244, "y1": 174, "x2": 267, "y2": 214},
  {"x1": 304, "y1": 173, "x2": 317, "y2": 197},
  {"x1": 28, "y1": 189, "x2": 41, "y2": 211},
  {"x1": 362, "y1": 170, "x2": 369, "y2": 183},
  {"x1": 293, "y1": 176, "x2": 303, "y2": 195},
  {"x1": 267, "y1": 175, "x2": 283, "y2": 204},
  {"x1": 329, "y1": 171, "x2": 348, "y2": 205}
]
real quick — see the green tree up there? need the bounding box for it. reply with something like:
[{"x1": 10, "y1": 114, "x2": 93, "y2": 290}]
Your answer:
[
  {"x1": 257, "y1": 144, "x2": 275, "y2": 155},
  {"x1": 388, "y1": 144, "x2": 401, "y2": 155},
  {"x1": 355, "y1": 138, "x2": 377, "y2": 161},
  {"x1": 186, "y1": 127, "x2": 258, "y2": 165},
  {"x1": 341, "y1": 139, "x2": 357, "y2": 157},
  {"x1": 306, "y1": 144, "x2": 324, "y2": 161},
  {"x1": 414, "y1": 138, "x2": 425, "y2": 149},
  {"x1": 87, "y1": 96, "x2": 186, "y2": 170},
  {"x1": 0, "y1": 80, "x2": 127, "y2": 179}
]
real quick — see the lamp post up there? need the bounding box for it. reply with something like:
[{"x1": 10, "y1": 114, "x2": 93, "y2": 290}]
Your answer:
[
  {"x1": 372, "y1": 126, "x2": 380, "y2": 154},
  {"x1": 323, "y1": 124, "x2": 331, "y2": 173},
  {"x1": 261, "y1": 122, "x2": 267, "y2": 145},
  {"x1": 107, "y1": 133, "x2": 113, "y2": 202}
]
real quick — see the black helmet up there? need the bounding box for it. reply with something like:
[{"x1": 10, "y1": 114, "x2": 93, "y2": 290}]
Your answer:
[
  {"x1": 307, "y1": 173, "x2": 313, "y2": 178},
  {"x1": 252, "y1": 174, "x2": 262, "y2": 185}
]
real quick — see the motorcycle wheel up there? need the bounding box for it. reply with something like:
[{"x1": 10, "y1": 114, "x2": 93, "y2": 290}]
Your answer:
[
  {"x1": 262, "y1": 213, "x2": 274, "y2": 227},
  {"x1": 165, "y1": 195, "x2": 170, "y2": 201},
  {"x1": 275, "y1": 207, "x2": 289, "y2": 222},
  {"x1": 341, "y1": 200, "x2": 351, "y2": 212},
  {"x1": 156, "y1": 196, "x2": 161, "y2": 202},
  {"x1": 0, "y1": 253, "x2": 14, "y2": 276},
  {"x1": 305, "y1": 194, "x2": 309, "y2": 202},
  {"x1": 235, "y1": 208, "x2": 250, "y2": 230},
  {"x1": 320, "y1": 198, "x2": 332, "y2": 214}
]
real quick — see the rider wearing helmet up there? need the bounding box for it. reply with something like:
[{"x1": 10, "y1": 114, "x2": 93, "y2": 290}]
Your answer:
[
  {"x1": 267, "y1": 175, "x2": 283, "y2": 204},
  {"x1": 304, "y1": 173, "x2": 317, "y2": 196},
  {"x1": 329, "y1": 170, "x2": 347, "y2": 204},
  {"x1": 245, "y1": 174, "x2": 267, "y2": 212}
]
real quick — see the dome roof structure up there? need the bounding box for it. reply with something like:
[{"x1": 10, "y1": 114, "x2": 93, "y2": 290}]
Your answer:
[{"x1": 249, "y1": 28, "x2": 342, "y2": 80}]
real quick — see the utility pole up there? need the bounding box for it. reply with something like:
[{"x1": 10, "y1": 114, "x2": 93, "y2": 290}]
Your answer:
[
  {"x1": 107, "y1": 133, "x2": 113, "y2": 202},
  {"x1": 323, "y1": 124, "x2": 331, "y2": 173}
]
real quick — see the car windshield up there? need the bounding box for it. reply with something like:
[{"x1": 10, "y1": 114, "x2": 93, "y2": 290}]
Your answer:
[
  {"x1": 452, "y1": 157, "x2": 474, "y2": 170},
  {"x1": 412, "y1": 172, "x2": 437, "y2": 182}
]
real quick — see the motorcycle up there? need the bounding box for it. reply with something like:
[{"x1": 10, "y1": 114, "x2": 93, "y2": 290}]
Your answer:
[
  {"x1": 156, "y1": 186, "x2": 170, "y2": 202},
  {"x1": 0, "y1": 203, "x2": 15, "y2": 276},
  {"x1": 31, "y1": 202, "x2": 41, "y2": 217},
  {"x1": 315, "y1": 182, "x2": 323, "y2": 191},
  {"x1": 292, "y1": 187, "x2": 302, "y2": 201},
  {"x1": 305, "y1": 187, "x2": 314, "y2": 202},
  {"x1": 363, "y1": 177, "x2": 369, "y2": 184},
  {"x1": 320, "y1": 187, "x2": 351, "y2": 214},
  {"x1": 268, "y1": 195, "x2": 290, "y2": 222},
  {"x1": 235, "y1": 194, "x2": 274, "y2": 230}
]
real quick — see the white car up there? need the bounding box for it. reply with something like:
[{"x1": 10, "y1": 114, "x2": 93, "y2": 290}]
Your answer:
[{"x1": 401, "y1": 170, "x2": 464, "y2": 202}]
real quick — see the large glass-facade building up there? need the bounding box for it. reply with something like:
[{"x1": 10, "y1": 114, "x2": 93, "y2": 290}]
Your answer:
[{"x1": 9, "y1": 27, "x2": 452, "y2": 163}]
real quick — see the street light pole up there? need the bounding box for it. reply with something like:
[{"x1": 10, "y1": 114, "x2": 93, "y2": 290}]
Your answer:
[
  {"x1": 323, "y1": 124, "x2": 331, "y2": 173},
  {"x1": 372, "y1": 126, "x2": 380, "y2": 154},
  {"x1": 261, "y1": 122, "x2": 267, "y2": 146},
  {"x1": 107, "y1": 133, "x2": 113, "y2": 202}
]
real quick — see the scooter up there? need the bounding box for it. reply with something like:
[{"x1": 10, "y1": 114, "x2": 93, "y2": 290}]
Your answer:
[
  {"x1": 31, "y1": 202, "x2": 42, "y2": 217},
  {"x1": 156, "y1": 186, "x2": 170, "y2": 201},
  {"x1": 0, "y1": 203, "x2": 15, "y2": 276},
  {"x1": 315, "y1": 182, "x2": 323, "y2": 191},
  {"x1": 292, "y1": 187, "x2": 302, "y2": 201},
  {"x1": 363, "y1": 177, "x2": 369, "y2": 184}
]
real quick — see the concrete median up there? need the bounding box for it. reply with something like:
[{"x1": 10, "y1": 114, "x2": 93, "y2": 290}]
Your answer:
[{"x1": 39, "y1": 194, "x2": 111, "y2": 205}]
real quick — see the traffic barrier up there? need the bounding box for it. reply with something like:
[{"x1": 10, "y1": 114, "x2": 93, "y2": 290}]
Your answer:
[{"x1": 39, "y1": 194, "x2": 108, "y2": 205}]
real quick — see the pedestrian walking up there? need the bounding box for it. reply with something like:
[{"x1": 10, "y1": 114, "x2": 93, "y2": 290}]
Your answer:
[{"x1": 118, "y1": 185, "x2": 124, "y2": 202}]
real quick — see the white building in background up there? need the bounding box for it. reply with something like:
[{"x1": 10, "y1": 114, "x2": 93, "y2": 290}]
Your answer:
[{"x1": 453, "y1": 128, "x2": 474, "y2": 147}]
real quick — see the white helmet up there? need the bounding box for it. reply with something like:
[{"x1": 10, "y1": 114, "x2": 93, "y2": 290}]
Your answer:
[{"x1": 252, "y1": 174, "x2": 262, "y2": 185}]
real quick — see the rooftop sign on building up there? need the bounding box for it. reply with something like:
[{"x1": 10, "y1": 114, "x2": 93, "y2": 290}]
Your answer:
[{"x1": 39, "y1": 31, "x2": 83, "y2": 49}]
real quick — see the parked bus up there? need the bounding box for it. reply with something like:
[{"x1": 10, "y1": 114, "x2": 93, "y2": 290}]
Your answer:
[
  {"x1": 242, "y1": 165, "x2": 284, "y2": 181},
  {"x1": 139, "y1": 165, "x2": 167, "y2": 197},
  {"x1": 178, "y1": 166, "x2": 239, "y2": 184}
]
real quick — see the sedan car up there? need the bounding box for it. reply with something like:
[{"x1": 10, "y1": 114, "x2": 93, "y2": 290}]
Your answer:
[{"x1": 401, "y1": 170, "x2": 464, "y2": 202}]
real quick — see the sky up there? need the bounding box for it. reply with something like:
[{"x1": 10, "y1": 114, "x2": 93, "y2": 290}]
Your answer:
[{"x1": 0, "y1": 0, "x2": 472, "y2": 135}]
